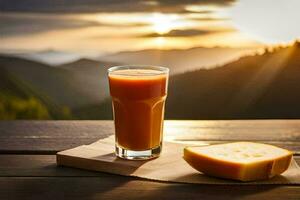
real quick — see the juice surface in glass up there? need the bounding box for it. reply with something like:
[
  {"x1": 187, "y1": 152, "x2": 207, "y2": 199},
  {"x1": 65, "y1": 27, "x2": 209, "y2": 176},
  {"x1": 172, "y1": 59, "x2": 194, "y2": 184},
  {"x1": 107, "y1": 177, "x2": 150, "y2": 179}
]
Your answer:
[{"x1": 108, "y1": 66, "x2": 169, "y2": 160}]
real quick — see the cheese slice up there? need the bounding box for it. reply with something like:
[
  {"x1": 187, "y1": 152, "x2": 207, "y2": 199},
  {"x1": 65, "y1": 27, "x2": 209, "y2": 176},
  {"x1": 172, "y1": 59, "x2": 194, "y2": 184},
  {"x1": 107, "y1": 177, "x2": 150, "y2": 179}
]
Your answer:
[{"x1": 183, "y1": 142, "x2": 293, "y2": 181}]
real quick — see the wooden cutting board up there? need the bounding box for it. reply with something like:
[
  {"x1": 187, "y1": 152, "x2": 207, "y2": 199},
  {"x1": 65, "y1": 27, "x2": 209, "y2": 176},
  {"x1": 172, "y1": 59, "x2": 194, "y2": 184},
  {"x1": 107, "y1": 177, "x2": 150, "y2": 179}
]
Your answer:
[{"x1": 57, "y1": 136, "x2": 300, "y2": 185}]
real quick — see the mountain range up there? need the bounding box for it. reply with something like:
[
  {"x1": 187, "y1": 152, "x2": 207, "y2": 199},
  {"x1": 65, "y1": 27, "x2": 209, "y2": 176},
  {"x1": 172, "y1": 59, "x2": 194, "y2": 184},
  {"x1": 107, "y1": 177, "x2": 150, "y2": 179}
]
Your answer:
[
  {"x1": 0, "y1": 56, "x2": 118, "y2": 119},
  {"x1": 100, "y1": 47, "x2": 254, "y2": 74},
  {"x1": 5, "y1": 49, "x2": 82, "y2": 66},
  {"x1": 95, "y1": 42, "x2": 300, "y2": 119},
  {"x1": 1, "y1": 42, "x2": 299, "y2": 119},
  {"x1": 166, "y1": 42, "x2": 300, "y2": 119}
]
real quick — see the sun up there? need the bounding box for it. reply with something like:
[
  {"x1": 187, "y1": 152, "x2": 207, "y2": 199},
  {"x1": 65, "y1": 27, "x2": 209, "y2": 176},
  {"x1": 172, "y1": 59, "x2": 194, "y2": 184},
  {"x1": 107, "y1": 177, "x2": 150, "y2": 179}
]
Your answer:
[{"x1": 149, "y1": 13, "x2": 178, "y2": 35}]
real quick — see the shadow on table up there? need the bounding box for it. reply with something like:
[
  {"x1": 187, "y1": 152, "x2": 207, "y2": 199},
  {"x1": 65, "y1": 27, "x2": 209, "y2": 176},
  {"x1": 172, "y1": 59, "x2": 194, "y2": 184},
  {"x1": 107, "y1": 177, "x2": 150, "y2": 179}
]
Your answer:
[
  {"x1": 9, "y1": 153, "x2": 289, "y2": 200},
  {"x1": 171, "y1": 172, "x2": 293, "y2": 185},
  {"x1": 97, "y1": 176, "x2": 282, "y2": 199},
  {"x1": 10, "y1": 170, "x2": 282, "y2": 200},
  {"x1": 9, "y1": 153, "x2": 151, "y2": 199},
  {"x1": 132, "y1": 183, "x2": 281, "y2": 200}
]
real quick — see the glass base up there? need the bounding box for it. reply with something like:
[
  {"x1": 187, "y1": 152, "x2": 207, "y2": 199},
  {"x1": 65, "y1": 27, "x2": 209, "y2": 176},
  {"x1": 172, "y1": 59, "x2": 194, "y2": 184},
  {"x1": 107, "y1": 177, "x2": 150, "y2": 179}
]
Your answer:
[{"x1": 115, "y1": 145, "x2": 161, "y2": 160}]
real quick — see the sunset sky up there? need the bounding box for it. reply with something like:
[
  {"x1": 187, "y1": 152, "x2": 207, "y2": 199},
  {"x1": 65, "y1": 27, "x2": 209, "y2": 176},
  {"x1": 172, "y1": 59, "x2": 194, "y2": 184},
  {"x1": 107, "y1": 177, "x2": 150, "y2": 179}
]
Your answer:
[{"x1": 0, "y1": 0, "x2": 299, "y2": 56}]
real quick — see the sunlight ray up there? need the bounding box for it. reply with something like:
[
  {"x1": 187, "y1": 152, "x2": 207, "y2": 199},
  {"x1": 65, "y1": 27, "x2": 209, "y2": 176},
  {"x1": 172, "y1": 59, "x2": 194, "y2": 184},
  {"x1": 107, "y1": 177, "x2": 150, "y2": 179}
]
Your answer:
[{"x1": 224, "y1": 46, "x2": 295, "y2": 115}]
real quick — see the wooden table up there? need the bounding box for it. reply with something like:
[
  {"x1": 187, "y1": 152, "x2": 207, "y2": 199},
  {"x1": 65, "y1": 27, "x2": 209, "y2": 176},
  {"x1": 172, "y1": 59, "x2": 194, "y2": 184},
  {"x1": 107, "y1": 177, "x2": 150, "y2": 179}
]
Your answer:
[{"x1": 0, "y1": 120, "x2": 299, "y2": 200}]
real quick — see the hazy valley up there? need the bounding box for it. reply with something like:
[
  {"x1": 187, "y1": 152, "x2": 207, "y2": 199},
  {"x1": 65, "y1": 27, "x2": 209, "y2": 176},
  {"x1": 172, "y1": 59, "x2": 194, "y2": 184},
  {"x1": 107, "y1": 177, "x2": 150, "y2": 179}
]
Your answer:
[{"x1": 1, "y1": 43, "x2": 299, "y2": 119}]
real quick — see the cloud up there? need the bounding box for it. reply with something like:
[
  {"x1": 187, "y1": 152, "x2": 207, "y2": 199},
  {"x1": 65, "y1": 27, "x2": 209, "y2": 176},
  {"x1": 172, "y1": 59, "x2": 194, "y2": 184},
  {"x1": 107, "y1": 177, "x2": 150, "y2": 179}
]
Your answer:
[
  {"x1": 0, "y1": 1, "x2": 235, "y2": 40},
  {"x1": 0, "y1": 0, "x2": 235, "y2": 37},
  {"x1": 142, "y1": 28, "x2": 233, "y2": 37},
  {"x1": 95, "y1": 22, "x2": 149, "y2": 27},
  {"x1": 0, "y1": 14, "x2": 100, "y2": 36},
  {"x1": 0, "y1": 13, "x2": 149, "y2": 37},
  {"x1": 0, "y1": 0, "x2": 236, "y2": 13}
]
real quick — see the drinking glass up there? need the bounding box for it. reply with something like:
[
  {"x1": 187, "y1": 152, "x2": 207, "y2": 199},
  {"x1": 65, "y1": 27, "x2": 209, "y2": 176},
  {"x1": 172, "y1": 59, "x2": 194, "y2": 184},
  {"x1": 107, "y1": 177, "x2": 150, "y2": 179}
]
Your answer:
[{"x1": 108, "y1": 65, "x2": 169, "y2": 160}]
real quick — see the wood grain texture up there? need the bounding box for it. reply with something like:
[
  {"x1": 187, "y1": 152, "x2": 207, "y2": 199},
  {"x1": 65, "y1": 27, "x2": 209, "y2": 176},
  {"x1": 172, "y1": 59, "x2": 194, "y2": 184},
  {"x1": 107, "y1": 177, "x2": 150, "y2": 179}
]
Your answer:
[
  {"x1": 1, "y1": 139, "x2": 299, "y2": 155},
  {"x1": 1, "y1": 120, "x2": 300, "y2": 153},
  {"x1": 0, "y1": 155, "x2": 103, "y2": 177},
  {"x1": 0, "y1": 155, "x2": 299, "y2": 199},
  {"x1": 0, "y1": 155, "x2": 299, "y2": 177},
  {"x1": 2, "y1": 120, "x2": 300, "y2": 139},
  {"x1": 0, "y1": 121, "x2": 300, "y2": 200},
  {"x1": 1, "y1": 177, "x2": 299, "y2": 200}
]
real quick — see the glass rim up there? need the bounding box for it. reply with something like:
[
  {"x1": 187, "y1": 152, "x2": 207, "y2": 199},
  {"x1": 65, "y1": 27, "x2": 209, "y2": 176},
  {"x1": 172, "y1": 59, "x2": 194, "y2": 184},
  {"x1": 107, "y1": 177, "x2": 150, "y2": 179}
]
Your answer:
[{"x1": 108, "y1": 65, "x2": 169, "y2": 75}]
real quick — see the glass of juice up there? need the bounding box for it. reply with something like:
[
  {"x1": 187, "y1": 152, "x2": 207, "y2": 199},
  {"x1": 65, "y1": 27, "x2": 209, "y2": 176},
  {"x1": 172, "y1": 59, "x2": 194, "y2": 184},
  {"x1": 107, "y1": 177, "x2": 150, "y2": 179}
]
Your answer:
[{"x1": 108, "y1": 65, "x2": 169, "y2": 160}]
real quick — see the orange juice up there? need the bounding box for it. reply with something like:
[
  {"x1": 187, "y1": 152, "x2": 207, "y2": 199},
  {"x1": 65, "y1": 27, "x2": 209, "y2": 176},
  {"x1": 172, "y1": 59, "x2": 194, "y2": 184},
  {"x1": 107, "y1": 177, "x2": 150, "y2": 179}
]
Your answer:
[{"x1": 108, "y1": 66, "x2": 168, "y2": 160}]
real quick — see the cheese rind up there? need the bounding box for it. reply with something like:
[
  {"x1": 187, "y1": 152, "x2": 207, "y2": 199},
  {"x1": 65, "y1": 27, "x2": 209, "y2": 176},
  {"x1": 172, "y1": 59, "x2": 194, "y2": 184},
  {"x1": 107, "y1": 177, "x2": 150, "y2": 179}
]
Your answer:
[{"x1": 183, "y1": 142, "x2": 293, "y2": 181}]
